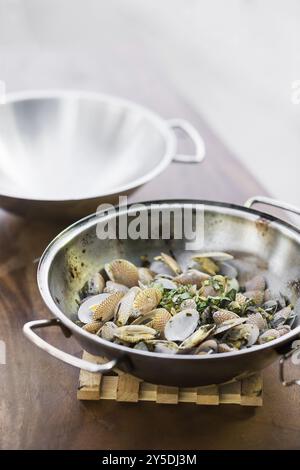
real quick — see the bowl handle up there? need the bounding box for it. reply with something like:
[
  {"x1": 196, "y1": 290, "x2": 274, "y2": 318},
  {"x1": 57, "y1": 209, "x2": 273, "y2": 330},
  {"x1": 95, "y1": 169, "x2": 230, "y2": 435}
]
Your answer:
[
  {"x1": 23, "y1": 318, "x2": 119, "y2": 373},
  {"x1": 279, "y1": 342, "x2": 300, "y2": 386},
  {"x1": 245, "y1": 196, "x2": 300, "y2": 217},
  {"x1": 167, "y1": 119, "x2": 206, "y2": 163}
]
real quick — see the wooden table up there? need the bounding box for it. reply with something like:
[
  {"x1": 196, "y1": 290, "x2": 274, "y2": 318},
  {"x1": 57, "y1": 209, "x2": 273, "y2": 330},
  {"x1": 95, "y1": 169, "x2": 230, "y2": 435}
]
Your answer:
[{"x1": 1, "y1": 95, "x2": 300, "y2": 450}]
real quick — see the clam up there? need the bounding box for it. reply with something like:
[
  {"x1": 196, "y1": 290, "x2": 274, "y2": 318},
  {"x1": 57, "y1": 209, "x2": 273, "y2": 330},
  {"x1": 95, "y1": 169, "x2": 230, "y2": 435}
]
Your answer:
[
  {"x1": 214, "y1": 317, "x2": 247, "y2": 335},
  {"x1": 132, "y1": 287, "x2": 162, "y2": 316},
  {"x1": 277, "y1": 325, "x2": 291, "y2": 336},
  {"x1": 243, "y1": 290, "x2": 264, "y2": 305},
  {"x1": 193, "y1": 251, "x2": 234, "y2": 261},
  {"x1": 82, "y1": 321, "x2": 102, "y2": 334},
  {"x1": 245, "y1": 275, "x2": 266, "y2": 292},
  {"x1": 138, "y1": 267, "x2": 154, "y2": 285},
  {"x1": 218, "y1": 343, "x2": 236, "y2": 353},
  {"x1": 180, "y1": 298, "x2": 197, "y2": 310},
  {"x1": 79, "y1": 272, "x2": 105, "y2": 299},
  {"x1": 115, "y1": 287, "x2": 141, "y2": 326},
  {"x1": 164, "y1": 309, "x2": 199, "y2": 342},
  {"x1": 114, "y1": 325, "x2": 157, "y2": 343},
  {"x1": 179, "y1": 324, "x2": 216, "y2": 350},
  {"x1": 192, "y1": 257, "x2": 219, "y2": 275},
  {"x1": 92, "y1": 291, "x2": 124, "y2": 322},
  {"x1": 98, "y1": 321, "x2": 118, "y2": 341},
  {"x1": 213, "y1": 309, "x2": 240, "y2": 325},
  {"x1": 153, "y1": 276, "x2": 178, "y2": 290},
  {"x1": 272, "y1": 306, "x2": 293, "y2": 328},
  {"x1": 200, "y1": 285, "x2": 218, "y2": 297},
  {"x1": 225, "y1": 323, "x2": 259, "y2": 348},
  {"x1": 258, "y1": 328, "x2": 280, "y2": 344},
  {"x1": 174, "y1": 269, "x2": 210, "y2": 287},
  {"x1": 146, "y1": 340, "x2": 179, "y2": 354},
  {"x1": 150, "y1": 308, "x2": 172, "y2": 334},
  {"x1": 78, "y1": 293, "x2": 110, "y2": 324},
  {"x1": 104, "y1": 281, "x2": 129, "y2": 294},
  {"x1": 154, "y1": 252, "x2": 182, "y2": 275},
  {"x1": 246, "y1": 312, "x2": 268, "y2": 331},
  {"x1": 195, "y1": 339, "x2": 218, "y2": 355},
  {"x1": 192, "y1": 252, "x2": 233, "y2": 275},
  {"x1": 105, "y1": 259, "x2": 139, "y2": 287}
]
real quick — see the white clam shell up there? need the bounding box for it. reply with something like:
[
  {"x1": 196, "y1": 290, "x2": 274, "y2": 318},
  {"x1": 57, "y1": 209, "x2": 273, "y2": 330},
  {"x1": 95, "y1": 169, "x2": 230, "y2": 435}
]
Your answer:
[
  {"x1": 78, "y1": 293, "x2": 110, "y2": 324},
  {"x1": 164, "y1": 309, "x2": 199, "y2": 342}
]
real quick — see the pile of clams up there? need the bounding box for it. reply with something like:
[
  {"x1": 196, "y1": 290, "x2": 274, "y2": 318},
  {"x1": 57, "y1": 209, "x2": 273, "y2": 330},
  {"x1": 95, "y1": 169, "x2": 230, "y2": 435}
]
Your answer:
[{"x1": 76, "y1": 252, "x2": 295, "y2": 355}]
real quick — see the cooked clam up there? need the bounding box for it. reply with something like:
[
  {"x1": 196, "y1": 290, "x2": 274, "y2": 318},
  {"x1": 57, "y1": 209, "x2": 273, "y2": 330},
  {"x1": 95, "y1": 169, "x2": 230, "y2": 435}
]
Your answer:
[
  {"x1": 179, "y1": 324, "x2": 216, "y2": 350},
  {"x1": 104, "y1": 281, "x2": 129, "y2": 294},
  {"x1": 93, "y1": 291, "x2": 124, "y2": 322},
  {"x1": 154, "y1": 252, "x2": 182, "y2": 275},
  {"x1": 195, "y1": 339, "x2": 218, "y2": 355},
  {"x1": 146, "y1": 340, "x2": 179, "y2": 354},
  {"x1": 243, "y1": 290, "x2": 264, "y2": 305},
  {"x1": 105, "y1": 259, "x2": 139, "y2": 287},
  {"x1": 115, "y1": 287, "x2": 141, "y2": 326},
  {"x1": 78, "y1": 293, "x2": 110, "y2": 324},
  {"x1": 164, "y1": 309, "x2": 199, "y2": 342},
  {"x1": 98, "y1": 321, "x2": 118, "y2": 341},
  {"x1": 174, "y1": 269, "x2": 210, "y2": 287},
  {"x1": 225, "y1": 323, "x2": 259, "y2": 348},
  {"x1": 79, "y1": 272, "x2": 105, "y2": 299},
  {"x1": 114, "y1": 325, "x2": 157, "y2": 343},
  {"x1": 246, "y1": 312, "x2": 268, "y2": 331},
  {"x1": 213, "y1": 309, "x2": 240, "y2": 325},
  {"x1": 82, "y1": 321, "x2": 102, "y2": 334},
  {"x1": 138, "y1": 267, "x2": 154, "y2": 285},
  {"x1": 258, "y1": 329, "x2": 280, "y2": 344},
  {"x1": 132, "y1": 287, "x2": 162, "y2": 316},
  {"x1": 245, "y1": 275, "x2": 266, "y2": 292}
]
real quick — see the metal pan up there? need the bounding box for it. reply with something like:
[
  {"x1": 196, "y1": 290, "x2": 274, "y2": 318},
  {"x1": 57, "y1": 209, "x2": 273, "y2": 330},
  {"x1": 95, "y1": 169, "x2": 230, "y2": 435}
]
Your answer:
[
  {"x1": 0, "y1": 90, "x2": 205, "y2": 219},
  {"x1": 23, "y1": 196, "x2": 300, "y2": 387}
]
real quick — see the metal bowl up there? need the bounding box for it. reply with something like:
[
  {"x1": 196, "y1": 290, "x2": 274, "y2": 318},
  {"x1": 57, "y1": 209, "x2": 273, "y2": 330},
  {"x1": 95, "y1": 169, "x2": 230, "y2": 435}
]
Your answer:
[
  {"x1": 24, "y1": 196, "x2": 300, "y2": 387},
  {"x1": 0, "y1": 90, "x2": 205, "y2": 219}
]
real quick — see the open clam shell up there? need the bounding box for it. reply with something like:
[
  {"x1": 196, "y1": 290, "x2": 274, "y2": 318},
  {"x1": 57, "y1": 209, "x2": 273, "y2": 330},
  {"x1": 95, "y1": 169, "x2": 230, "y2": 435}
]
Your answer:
[
  {"x1": 214, "y1": 317, "x2": 247, "y2": 335},
  {"x1": 78, "y1": 293, "x2": 110, "y2": 324},
  {"x1": 174, "y1": 269, "x2": 210, "y2": 287},
  {"x1": 114, "y1": 325, "x2": 157, "y2": 343},
  {"x1": 104, "y1": 281, "x2": 129, "y2": 294},
  {"x1": 146, "y1": 340, "x2": 179, "y2": 354},
  {"x1": 164, "y1": 309, "x2": 199, "y2": 342},
  {"x1": 154, "y1": 252, "x2": 182, "y2": 275},
  {"x1": 132, "y1": 287, "x2": 162, "y2": 316},
  {"x1": 92, "y1": 291, "x2": 125, "y2": 322},
  {"x1": 213, "y1": 309, "x2": 240, "y2": 325},
  {"x1": 115, "y1": 286, "x2": 141, "y2": 326},
  {"x1": 179, "y1": 324, "x2": 216, "y2": 351}
]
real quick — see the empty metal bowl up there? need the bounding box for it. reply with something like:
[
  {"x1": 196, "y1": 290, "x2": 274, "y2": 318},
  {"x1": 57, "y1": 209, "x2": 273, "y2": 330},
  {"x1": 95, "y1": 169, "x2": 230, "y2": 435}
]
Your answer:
[{"x1": 0, "y1": 90, "x2": 205, "y2": 219}]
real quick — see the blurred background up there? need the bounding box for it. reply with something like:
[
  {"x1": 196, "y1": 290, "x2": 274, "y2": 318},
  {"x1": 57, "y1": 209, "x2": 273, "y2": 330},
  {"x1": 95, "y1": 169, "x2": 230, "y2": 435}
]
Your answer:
[{"x1": 0, "y1": 0, "x2": 299, "y2": 204}]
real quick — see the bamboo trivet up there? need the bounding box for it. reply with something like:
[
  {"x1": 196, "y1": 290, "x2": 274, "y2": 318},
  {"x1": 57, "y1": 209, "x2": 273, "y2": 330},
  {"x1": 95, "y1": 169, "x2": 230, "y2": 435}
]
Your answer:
[{"x1": 77, "y1": 352, "x2": 263, "y2": 406}]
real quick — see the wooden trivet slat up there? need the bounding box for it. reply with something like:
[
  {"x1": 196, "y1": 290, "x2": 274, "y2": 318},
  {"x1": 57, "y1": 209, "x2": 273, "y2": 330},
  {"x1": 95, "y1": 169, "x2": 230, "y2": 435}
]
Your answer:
[{"x1": 77, "y1": 352, "x2": 263, "y2": 406}]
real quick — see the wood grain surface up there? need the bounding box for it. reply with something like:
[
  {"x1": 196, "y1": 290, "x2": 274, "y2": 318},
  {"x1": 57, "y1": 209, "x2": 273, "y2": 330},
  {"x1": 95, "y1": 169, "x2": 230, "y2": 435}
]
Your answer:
[{"x1": 1, "y1": 94, "x2": 300, "y2": 450}]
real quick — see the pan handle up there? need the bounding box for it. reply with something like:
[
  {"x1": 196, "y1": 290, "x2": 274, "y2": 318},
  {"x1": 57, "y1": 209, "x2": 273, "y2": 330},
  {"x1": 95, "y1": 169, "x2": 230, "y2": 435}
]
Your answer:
[
  {"x1": 245, "y1": 196, "x2": 300, "y2": 217},
  {"x1": 168, "y1": 119, "x2": 206, "y2": 163},
  {"x1": 23, "y1": 318, "x2": 119, "y2": 373},
  {"x1": 279, "y1": 342, "x2": 300, "y2": 386}
]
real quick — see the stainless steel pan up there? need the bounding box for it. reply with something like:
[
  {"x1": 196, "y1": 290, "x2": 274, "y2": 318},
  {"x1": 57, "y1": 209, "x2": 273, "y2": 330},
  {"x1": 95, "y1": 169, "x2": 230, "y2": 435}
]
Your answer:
[
  {"x1": 0, "y1": 90, "x2": 205, "y2": 219},
  {"x1": 23, "y1": 196, "x2": 300, "y2": 387}
]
